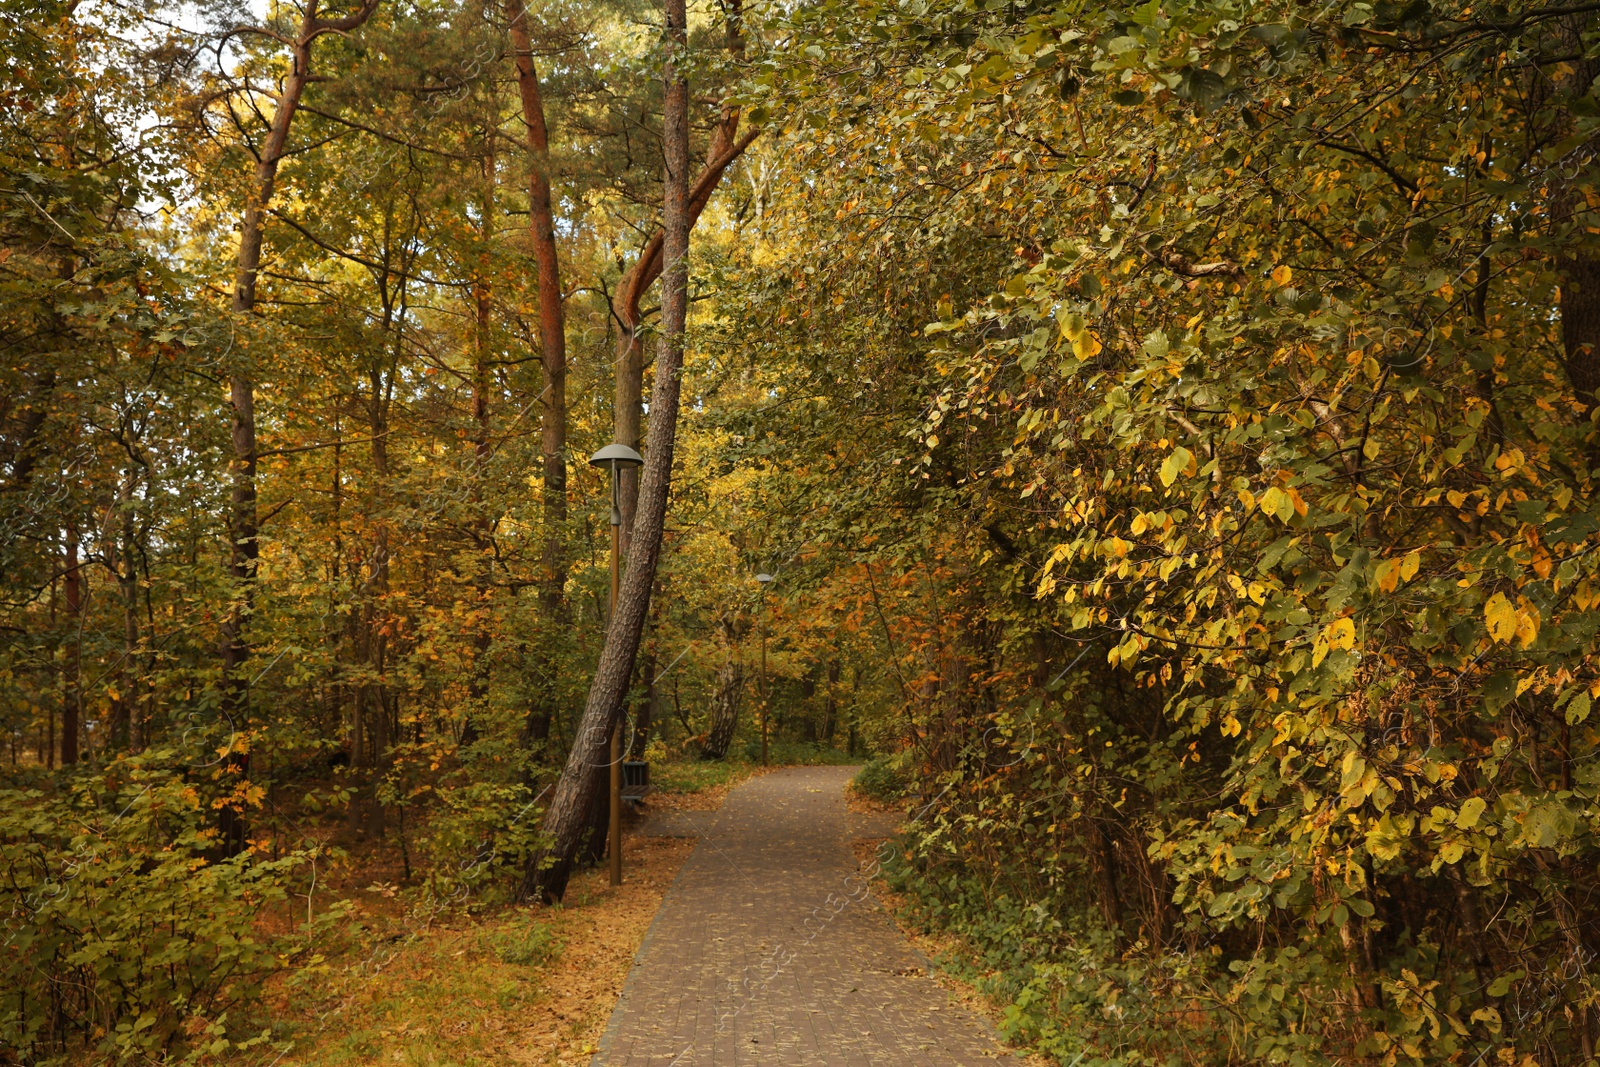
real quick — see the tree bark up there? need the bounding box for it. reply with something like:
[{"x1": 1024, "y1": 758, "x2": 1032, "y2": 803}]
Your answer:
[
  {"x1": 506, "y1": 0, "x2": 570, "y2": 756},
  {"x1": 612, "y1": 2, "x2": 755, "y2": 551},
  {"x1": 700, "y1": 657, "x2": 743, "y2": 760},
  {"x1": 61, "y1": 526, "x2": 81, "y2": 766},
  {"x1": 1086, "y1": 818, "x2": 1124, "y2": 939},
  {"x1": 4, "y1": 370, "x2": 57, "y2": 495},
  {"x1": 505, "y1": 0, "x2": 568, "y2": 619},
  {"x1": 219, "y1": 0, "x2": 380, "y2": 856},
  {"x1": 520, "y1": 0, "x2": 691, "y2": 903}
]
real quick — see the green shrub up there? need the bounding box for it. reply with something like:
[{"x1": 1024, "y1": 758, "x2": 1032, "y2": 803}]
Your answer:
[
  {"x1": 851, "y1": 751, "x2": 911, "y2": 802},
  {"x1": 0, "y1": 753, "x2": 320, "y2": 1064}
]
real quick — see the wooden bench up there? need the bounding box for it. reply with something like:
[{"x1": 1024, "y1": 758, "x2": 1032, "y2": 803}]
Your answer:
[{"x1": 622, "y1": 761, "x2": 651, "y2": 802}]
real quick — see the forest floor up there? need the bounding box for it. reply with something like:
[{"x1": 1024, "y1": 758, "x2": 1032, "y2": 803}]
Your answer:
[
  {"x1": 242, "y1": 752, "x2": 1034, "y2": 1067},
  {"x1": 252, "y1": 761, "x2": 763, "y2": 1067}
]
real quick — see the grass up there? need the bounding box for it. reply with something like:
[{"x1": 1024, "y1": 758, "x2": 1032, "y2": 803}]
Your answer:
[
  {"x1": 245, "y1": 747, "x2": 871, "y2": 1066},
  {"x1": 650, "y1": 758, "x2": 751, "y2": 795},
  {"x1": 253, "y1": 831, "x2": 697, "y2": 1065}
]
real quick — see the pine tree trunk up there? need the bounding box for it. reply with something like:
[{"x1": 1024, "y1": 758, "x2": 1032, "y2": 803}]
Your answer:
[
  {"x1": 611, "y1": 0, "x2": 753, "y2": 552},
  {"x1": 505, "y1": 0, "x2": 568, "y2": 626},
  {"x1": 519, "y1": 0, "x2": 691, "y2": 903}
]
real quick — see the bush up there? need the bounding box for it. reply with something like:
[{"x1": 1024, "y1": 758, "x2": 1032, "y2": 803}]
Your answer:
[
  {"x1": 0, "y1": 753, "x2": 319, "y2": 1064},
  {"x1": 851, "y1": 751, "x2": 912, "y2": 802}
]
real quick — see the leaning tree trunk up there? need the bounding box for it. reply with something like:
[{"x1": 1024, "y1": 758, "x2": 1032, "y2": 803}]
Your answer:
[
  {"x1": 591, "y1": 8, "x2": 753, "y2": 844},
  {"x1": 699, "y1": 658, "x2": 743, "y2": 761},
  {"x1": 612, "y1": 0, "x2": 754, "y2": 551},
  {"x1": 519, "y1": 0, "x2": 691, "y2": 904}
]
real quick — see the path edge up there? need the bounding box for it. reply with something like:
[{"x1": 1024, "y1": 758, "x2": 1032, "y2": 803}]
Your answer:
[{"x1": 586, "y1": 813, "x2": 710, "y2": 1066}]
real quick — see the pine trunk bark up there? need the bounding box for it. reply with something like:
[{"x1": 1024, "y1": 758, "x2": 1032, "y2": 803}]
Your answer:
[
  {"x1": 505, "y1": 0, "x2": 568, "y2": 626},
  {"x1": 520, "y1": 0, "x2": 691, "y2": 903},
  {"x1": 506, "y1": 0, "x2": 570, "y2": 753},
  {"x1": 612, "y1": 1, "x2": 754, "y2": 550}
]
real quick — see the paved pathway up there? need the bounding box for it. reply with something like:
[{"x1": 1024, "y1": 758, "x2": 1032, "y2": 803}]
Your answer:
[{"x1": 592, "y1": 765, "x2": 1017, "y2": 1066}]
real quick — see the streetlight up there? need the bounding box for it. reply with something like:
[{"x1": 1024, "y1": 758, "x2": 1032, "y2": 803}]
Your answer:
[
  {"x1": 590, "y1": 443, "x2": 643, "y2": 888},
  {"x1": 755, "y1": 572, "x2": 776, "y2": 766}
]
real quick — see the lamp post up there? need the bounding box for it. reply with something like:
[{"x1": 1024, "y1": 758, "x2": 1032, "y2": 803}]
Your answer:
[
  {"x1": 755, "y1": 572, "x2": 775, "y2": 766},
  {"x1": 590, "y1": 443, "x2": 643, "y2": 888}
]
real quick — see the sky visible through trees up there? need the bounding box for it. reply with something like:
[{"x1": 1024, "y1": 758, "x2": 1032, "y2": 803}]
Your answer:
[{"x1": 4, "y1": 0, "x2": 1600, "y2": 1063}]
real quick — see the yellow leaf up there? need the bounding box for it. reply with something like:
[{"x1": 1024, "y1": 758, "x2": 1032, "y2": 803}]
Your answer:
[
  {"x1": 1260, "y1": 486, "x2": 1293, "y2": 523},
  {"x1": 1236, "y1": 487, "x2": 1256, "y2": 512},
  {"x1": 1325, "y1": 617, "x2": 1356, "y2": 650},
  {"x1": 1399, "y1": 550, "x2": 1421, "y2": 581},
  {"x1": 1159, "y1": 447, "x2": 1193, "y2": 487},
  {"x1": 1272, "y1": 264, "x2": 1293, "y2": 286},
  {"x1": 1484, "y1": 592, "x2": 1517, "y2": 644},
  {"x1": 1074, "y1": 331, "x2": 1102, "y2": 359},
  {"x1": 1375, "y1": 558, "x2": 1399, "y2": 594},
  {"x1": 1514, "y1": 605, "x2": 1540, "y2": 649}
]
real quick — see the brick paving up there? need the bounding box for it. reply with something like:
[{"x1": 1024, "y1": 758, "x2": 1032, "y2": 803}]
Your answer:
[{"x1": 592, "y1": 765, "x2": 1018, "y2": 1066}]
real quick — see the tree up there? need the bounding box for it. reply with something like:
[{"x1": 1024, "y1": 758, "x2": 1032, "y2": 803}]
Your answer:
[
  {"x1": 522, "y1": 0, "x2": 692, "y2": 904},
  {"x1": 698, "y1": 0, "x2": 1600, "y2": 1060},
  {"x1": 213, "y1": 0, "x2": 381, "y2": 854}
]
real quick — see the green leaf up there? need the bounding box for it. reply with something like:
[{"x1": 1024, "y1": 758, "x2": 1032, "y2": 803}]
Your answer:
[
  {"x1": 1159, "y1": 447, "x2": 1193, "y2": 487},
  {"x1": 1486, "y1": 971, "x2": 1522, "y2": 998}
]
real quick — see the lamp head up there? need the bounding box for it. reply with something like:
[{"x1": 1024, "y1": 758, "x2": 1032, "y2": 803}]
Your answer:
[{"x1": 589, "y1": 443, "x2": 644, "y2": 472}]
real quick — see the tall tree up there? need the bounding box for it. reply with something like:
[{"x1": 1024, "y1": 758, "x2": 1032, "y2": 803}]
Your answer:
[
  {"x1": 505, "y1": 0, "x2": 569, "y2": 648},
  {"x1": 217, "y1": 0, "x2": 380, "y2": 853},
  {"x1": 523, "y1": 0, "x2": 692, "y2": 903},
  {"x1": 611, "y1": 0, "x2": 756, "y2": 546}
]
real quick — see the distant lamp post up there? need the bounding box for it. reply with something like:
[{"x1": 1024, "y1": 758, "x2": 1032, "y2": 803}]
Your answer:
[
  {"x1": 590, "y1": 443, "x2": 643, "y2": 888},
  {"x1": 756, "y1": 572, "x2": 776, "y2": 766}
]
